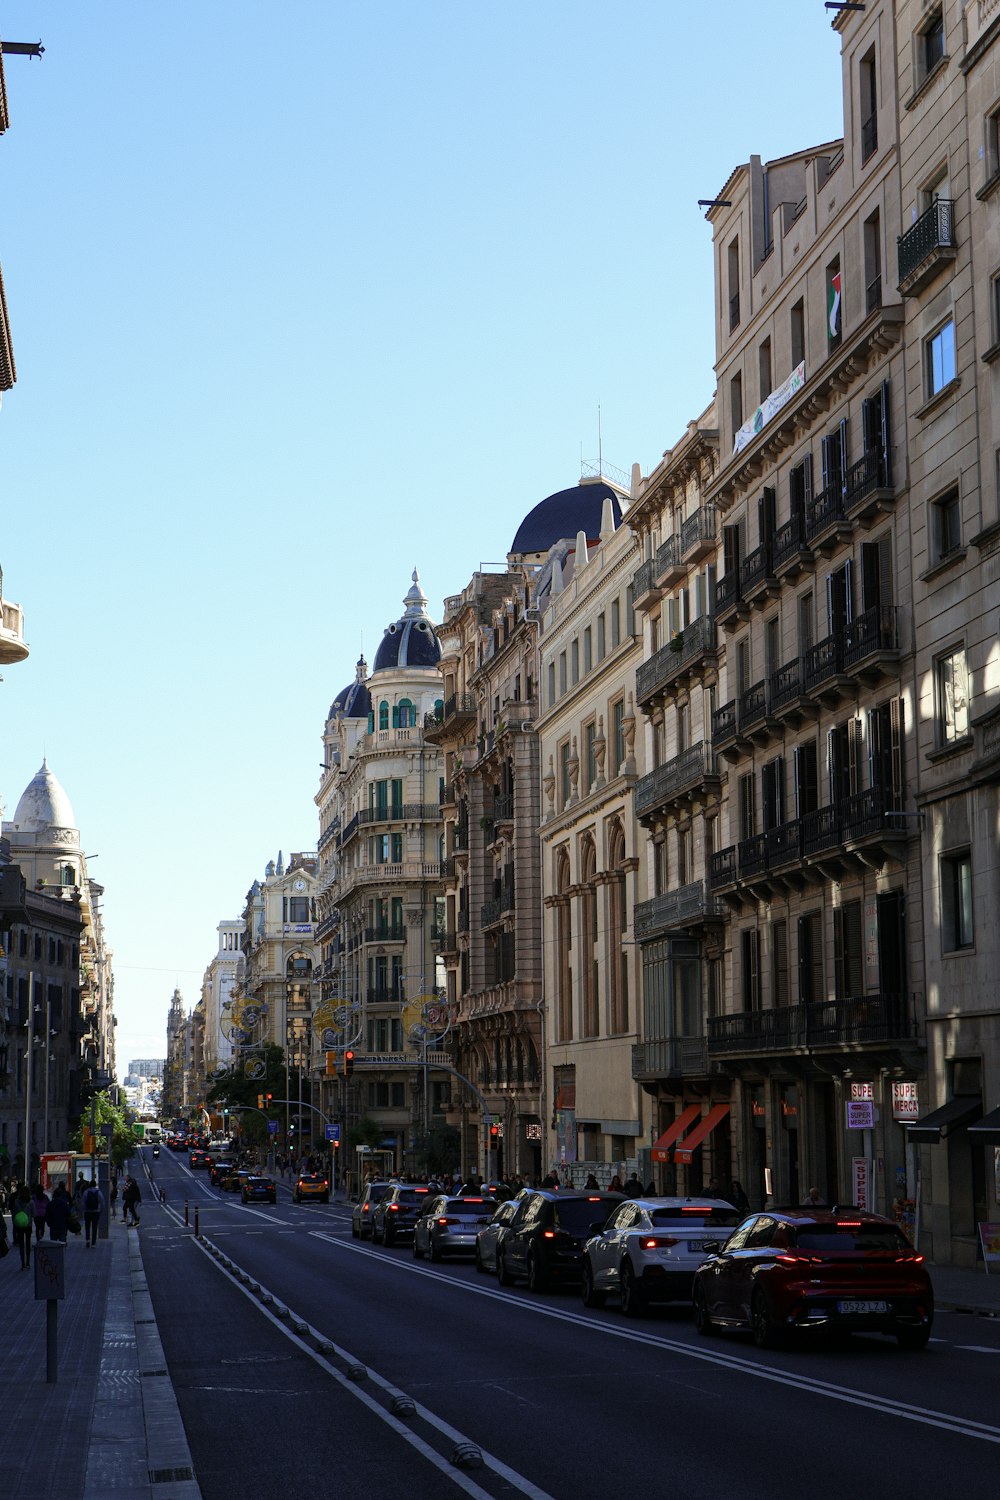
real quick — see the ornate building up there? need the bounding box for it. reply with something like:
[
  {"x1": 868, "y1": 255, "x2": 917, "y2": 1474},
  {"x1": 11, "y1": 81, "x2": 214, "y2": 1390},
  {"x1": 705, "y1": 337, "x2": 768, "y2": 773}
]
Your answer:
[{"x1": 200, "y1": 920, "x2": 242, "y2": 1079}]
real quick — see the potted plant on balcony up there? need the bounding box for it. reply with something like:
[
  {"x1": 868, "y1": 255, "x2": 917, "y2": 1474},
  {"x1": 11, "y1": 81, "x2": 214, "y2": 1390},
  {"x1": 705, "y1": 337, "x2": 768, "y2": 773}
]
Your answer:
[{"x1": 668, "y1": 631, "x2": 684, "y2": 652}]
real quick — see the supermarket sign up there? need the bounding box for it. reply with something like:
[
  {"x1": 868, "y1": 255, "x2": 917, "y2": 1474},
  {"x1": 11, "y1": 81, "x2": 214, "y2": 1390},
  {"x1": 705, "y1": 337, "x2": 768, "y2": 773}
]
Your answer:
[{"x1": 892, "y1": 1081, "x2": 920, "y2": 1121}]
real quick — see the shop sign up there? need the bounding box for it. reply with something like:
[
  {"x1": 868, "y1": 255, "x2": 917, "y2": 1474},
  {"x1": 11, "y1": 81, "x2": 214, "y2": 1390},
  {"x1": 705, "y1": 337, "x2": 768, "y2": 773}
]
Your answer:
[
  {"x1": 891, "y1": 1081, "x2": 919, "y2": 1121},
  {"x1": 849, "y1": 1081, "x2": 874, "y2": 1102},
  {"x1": 525, "y1": 1123, "x2": 542, "y2": 1141},
  {"x1": 846, "y1": 1100, "x2": 875, "y2": 1130},
  {"x1": 852, "y1": 1156, "x2": 873, "y2": 1211}
]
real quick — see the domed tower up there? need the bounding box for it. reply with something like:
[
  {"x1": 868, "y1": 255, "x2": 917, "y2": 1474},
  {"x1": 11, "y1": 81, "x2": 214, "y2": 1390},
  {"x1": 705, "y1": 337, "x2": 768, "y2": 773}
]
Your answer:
[
  {"x1": 3, "y1": 759, "x2": 82, "y2": 889},
  {"x1": 507, "y1": 478, "x2": 622, "y2": 568},
  {"x1": 367, "y1": 570, "x2": 443, "y2": 733}
]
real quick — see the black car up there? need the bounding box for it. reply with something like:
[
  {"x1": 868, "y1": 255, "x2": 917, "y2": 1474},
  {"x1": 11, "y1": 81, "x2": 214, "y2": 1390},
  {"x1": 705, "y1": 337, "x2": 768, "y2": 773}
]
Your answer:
[
  {"x1": 497, "y1": 1190, "x2": 624, "y2": 1292},
  {"x1": 371, "y1": 1184, "x2": 434, "y2": 1246}
]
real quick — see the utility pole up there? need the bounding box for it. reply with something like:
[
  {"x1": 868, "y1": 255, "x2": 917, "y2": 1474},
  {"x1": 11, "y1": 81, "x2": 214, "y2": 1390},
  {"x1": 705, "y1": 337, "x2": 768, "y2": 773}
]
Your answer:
[{"x1": 22, "y1": 971, "x2": 38, "y2": 1181}]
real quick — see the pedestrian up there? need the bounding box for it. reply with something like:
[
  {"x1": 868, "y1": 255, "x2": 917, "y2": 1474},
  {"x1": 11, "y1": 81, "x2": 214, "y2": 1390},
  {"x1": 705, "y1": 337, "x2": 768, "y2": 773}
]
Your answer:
[
  {"x1": 584, "y1": 1173, "x2": 600, "y2": 1189},
  {"x1": 541, "y1": 1169, "x2": 560, "y2": 1189},
  {"x1": 122, "y1": 1175, "x2": 142, "y2": 1226},
  {"x1": 31, "y1": 1183, "x2": 50, "y2": 1241},
  {"x1": 110, "y1": 1175, "x2": 119, "y2": 1215},
  {"x1": 73, "y1": 1172, "x2": 87, "y2": 1212},
  {"x1": 623, "y1": 1172, "x2": 644, "y2": 1198},
  {"x1": 607, "y1": 1174, "x2": 624, "y2": 1194},
  {"x1": 11, "y1": 1184, "x2": 33, "y2": 1269},
  {"x1": 728, "y1": 1178, "x2": 750, "y2": 1213},
  {"x1": 83, "y1": 1179, "x2": 104, "y2": 1247},
  {"x1": 45, "y1": 1183, "x2": 71, "y2": 1243},
  {"x1": 703, "y1": 1176, "x2": 722, "y2": 1199},
  {"x1": 801, "y1": 1186, "x2": 826, "y2": 1207}
]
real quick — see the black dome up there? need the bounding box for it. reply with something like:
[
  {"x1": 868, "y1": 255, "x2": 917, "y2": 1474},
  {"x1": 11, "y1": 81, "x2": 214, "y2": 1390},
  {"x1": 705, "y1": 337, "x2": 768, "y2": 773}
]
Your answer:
[
  {"x1": 372, "y1": 570, "x2": 442, "y2": 675},
  {"x1": 509, "y1": 480, "x2": 621, "y2": 557},
  {"x1": 329, "y1": 679, "x2": 372, "y2": 721}
]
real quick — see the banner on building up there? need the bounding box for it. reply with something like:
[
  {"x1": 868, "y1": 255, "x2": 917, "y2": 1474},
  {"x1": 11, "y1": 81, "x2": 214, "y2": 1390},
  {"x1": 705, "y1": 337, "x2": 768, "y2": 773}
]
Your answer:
[{"x1": 732, "y1": 361, "x2": 806, "y2": 455}]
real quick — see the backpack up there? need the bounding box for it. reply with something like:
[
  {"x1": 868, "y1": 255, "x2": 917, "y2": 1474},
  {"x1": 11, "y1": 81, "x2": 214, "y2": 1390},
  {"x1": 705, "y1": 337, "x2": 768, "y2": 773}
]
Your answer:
[
  {"x1": 84, "y1": 1187, "x2": 100, "y2": 1212},
  {"x1": 13, "y1": 1210, "x2": 30, "y2": 1232}
]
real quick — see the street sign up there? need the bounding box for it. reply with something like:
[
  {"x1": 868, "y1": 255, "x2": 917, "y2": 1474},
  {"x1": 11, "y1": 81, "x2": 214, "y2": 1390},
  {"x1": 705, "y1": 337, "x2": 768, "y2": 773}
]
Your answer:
[
  {"x1": 326, "y1": 1124, "x2": 340, "y2": 1142},
  {"x1": 267, "y1": 1121, "x2": 279, "y2": 1135},
  {"x1": 846, "y1": 1101, "x2": 875, "y2": 1130}
]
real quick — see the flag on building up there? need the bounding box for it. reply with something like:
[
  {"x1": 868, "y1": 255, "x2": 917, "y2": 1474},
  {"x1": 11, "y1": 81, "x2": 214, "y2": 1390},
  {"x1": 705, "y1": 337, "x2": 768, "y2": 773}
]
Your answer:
[{"x1": 828, "y1": 271, "x2": 842, "y2": 339}]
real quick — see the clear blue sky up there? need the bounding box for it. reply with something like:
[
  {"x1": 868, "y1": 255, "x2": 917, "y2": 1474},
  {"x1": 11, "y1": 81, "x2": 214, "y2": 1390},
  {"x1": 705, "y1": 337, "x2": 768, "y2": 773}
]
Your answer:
[{"x1": 0, "y1": 3, "x2": 844, "y2": 1079}]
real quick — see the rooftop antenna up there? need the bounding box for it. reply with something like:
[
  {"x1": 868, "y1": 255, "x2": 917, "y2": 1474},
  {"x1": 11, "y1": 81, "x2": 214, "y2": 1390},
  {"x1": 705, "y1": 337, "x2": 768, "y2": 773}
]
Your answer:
[{"x1": 598, "y1": 405, "x2": 603, "y2": 478}]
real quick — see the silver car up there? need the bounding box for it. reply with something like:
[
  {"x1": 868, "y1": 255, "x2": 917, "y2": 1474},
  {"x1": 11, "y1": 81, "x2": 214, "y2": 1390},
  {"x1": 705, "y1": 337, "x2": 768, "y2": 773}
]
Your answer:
[
  {"x1": 351, "y1": 1181, "x2": 392, "y2": 1240},
  {"x1": 413, "y1": 1195, "x2": 498, "y2": 1261},
  {"x1": 475, "y1": 1198, "x2": 521, "y2": 1273},
  {"x1": 582, "y1": 1196, "x2": 742, "y2": 1316}
]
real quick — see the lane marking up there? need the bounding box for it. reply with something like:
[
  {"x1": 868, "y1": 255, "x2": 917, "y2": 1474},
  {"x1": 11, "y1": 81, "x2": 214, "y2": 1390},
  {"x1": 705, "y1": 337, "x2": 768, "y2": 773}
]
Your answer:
[
  {"x1": 310, "y1": 1234, "x2": 1000, "y2": 1446},
  {"x1": 184, "y1": 1232, "x2": 556, "y2": 1500}
]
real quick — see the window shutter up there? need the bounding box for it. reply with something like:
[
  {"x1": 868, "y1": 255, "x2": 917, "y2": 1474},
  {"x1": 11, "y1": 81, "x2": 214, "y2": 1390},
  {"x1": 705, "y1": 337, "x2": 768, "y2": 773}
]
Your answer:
[
  {"x1": 862, "y1": 393, "x2": 876, "y2": 455},
  {"x1": 890, "y1": 696, "x2": 903, "y2": 806},
  {"x1": 861, "y1": 541, "x2": 880, "y2": 613},
  {"x1": 851, "y1": 717, "x2": 863, "y2": 795},
  {"x1": 838, "y1": 417, "x2": 850, "y2": 495},
  {"x1": 723, "y1": 524, "x2": 739, "y2": 575},
  {"x1": 803, "y1": 452, "x2": 813, "y2": 507},
  {"x1": 759, "y1": 485, "x2": 776, "y2": 543},
  {"x1": 878, "y1": 532, "x2": 893, "y2": 613},
  {"x1": 821, "y1": 434, "x2": 833, "y2": 490},
  {"x1": 880, "y1": 377, "x2": 892, "y2": 486}
]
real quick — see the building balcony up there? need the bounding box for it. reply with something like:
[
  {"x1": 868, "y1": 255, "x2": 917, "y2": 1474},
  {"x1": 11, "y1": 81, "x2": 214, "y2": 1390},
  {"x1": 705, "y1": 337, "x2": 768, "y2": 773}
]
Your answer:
[
  {"x1": 681, "y1": 504, "x2": 716, "y2": 565},
  {"x1": 0, "y1": 598, "x2": 28, "y2": 666},
  {"x1": 634, "y1": 740, "x2": 721, "y2": 820},
  {"x1": 656, "y1": 533, "x2": 686, "y2": 587},
  {"x1": 349, "y1": 861, "x2": 444, "y2": 886},
  {"x1": 711, "y1": 699, "x2": 738, "y2": 757},
  {"x1": 424, "y1": 691, "x2": 478, "y2": 742},
  {"x1": 453, "y1": 827, "x2": 470, "y2": 852},
  {"x1": 363, "y1": 923, "x2": 405, "y2": 943},
  {"x1": 805, "y1": 480, "x2": 851, "y2": 553},
  {"x1": 897, "y1": 198, "x2": 956, "y2": 295},
  {"x1": 845, "y1": 448, "x2": 894, "y2": 524},
  {"x1": 771, "y1": 515, "x2": 813, "y2": 581},
  {"x1": 359, "y1": 802, "x2": 439, "y2": 827},
  {"x1": 481, "y1": 886, "x2": 515, "y2": 928},
  {"x1": 635, "y1": 615, "x2": 718, "y2": 707},
  {"x1": 632, "y1": 556, "x2": 663, "y2": 611},
  {"x1": 366, "y1": 986, "x2": 404, "y2": 1005},
  {"x1": 737, "y1": 679, "x2": 779, "y2": 746},
  {"x1": 769, "y1": 658, "x2": 816, "y2": 729},
  {"x1": 632, "y1": 1036, "x2": 710, "y2": 1083},
  {"x1": 713, "y1": 570, "x2": 745, "y2": 631},
  {"x1": 440, "y1": 781, "x2": 456, "y2": 807},
  {"x1": 340, "y1": 814, "x2": 360, "y2": 846},
  {"x1": 803, "y1": 633, "x2": 851, "y2": 704},
  {"x1": 634, "y1": 881, "x2": 722, "y2": 940},
  {"x1": 433, "y1": 929, "x2": 458, "y2": 955},
  {"x1": 842, "y1": 605, "x2": 898, "y2": 683},
  {"x1": 490, "y1": 793, "x2": 514, "y2": 824},
  {"x1": 706, "y1": 992, "x2": 913, "y2": 1058},
  {"x1": 739, "y1": 541, "x2": 778, "y2": 608},
  {"x1": 457, "y1": 908, "x2": 470, "y2": 933}
]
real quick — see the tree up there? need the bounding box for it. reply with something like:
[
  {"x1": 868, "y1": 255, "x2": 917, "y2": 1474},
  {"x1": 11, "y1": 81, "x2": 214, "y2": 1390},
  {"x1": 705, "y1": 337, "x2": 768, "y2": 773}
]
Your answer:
[
  {"x1": 68, "y1": 1091, "x2": 136, "y2": 1168},
  {"x1": 348, "y1": 1116, "x2": 384, "y2": 1151},
  {"x1": 205, "y1": 1043, "x2": 300, "y2": 1146}
]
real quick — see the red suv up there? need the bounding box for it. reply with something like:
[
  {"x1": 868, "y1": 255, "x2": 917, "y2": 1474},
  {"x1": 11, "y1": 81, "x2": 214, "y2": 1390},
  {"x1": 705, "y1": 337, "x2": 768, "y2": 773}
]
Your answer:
[{"x1": 692, "y1": 1208, "x2": 933, "y2": 1350}]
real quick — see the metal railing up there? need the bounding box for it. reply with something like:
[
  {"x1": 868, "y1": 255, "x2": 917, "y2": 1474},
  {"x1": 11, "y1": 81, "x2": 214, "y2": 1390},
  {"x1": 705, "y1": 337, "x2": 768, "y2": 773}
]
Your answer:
[
  {"x1": 634, "y1": 741, "x2": 717, "y2": 817},
  {"x1": 845, "y1": 448, "x2": 890, "y2": 514},
  {"x1": 632, "y1": 557, "x2": 658, "y2": 597},
  {"x1": 634, "y1": 881, "x2": 720, "y2": 938},
  {"x1": 635, "y1": 615, "x2": 717, "y2": 703},
  {"x1": 897, "y1": 198, "x2": 954, "y2": 285},
  {"x1": 707, "y1": 993, "x2": 911, "y2": 1054},
  {"x1": 681, "y1": 504, "x2": 716, "y2": 557},
  {"x1": 806, "y1": 479, "x2": 847, "y2": 541},
  {"x1": 772, "y1": 513, "x2": 809, "y2": 572}
]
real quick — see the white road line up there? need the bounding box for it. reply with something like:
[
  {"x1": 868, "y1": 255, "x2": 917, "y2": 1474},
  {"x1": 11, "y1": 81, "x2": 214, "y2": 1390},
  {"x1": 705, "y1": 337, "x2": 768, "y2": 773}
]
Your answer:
[
  {"x1": 188, "y1": 1234, "x2": 556, "y2": 1500},
  {"x1": 310, "y1": 1234, "x2": 1000, "y2": 1447}
]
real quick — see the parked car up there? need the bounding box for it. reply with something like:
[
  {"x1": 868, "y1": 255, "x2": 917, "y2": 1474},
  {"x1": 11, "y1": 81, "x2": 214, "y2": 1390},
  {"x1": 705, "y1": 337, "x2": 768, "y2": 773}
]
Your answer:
[
  {"x1": 582, "y1": 1196, "x2": 742, "y2": 1316},
  {"x1": 497, "y1": 1191, "x2": 624, "y2": 1292},
  {"x1": 352, "y1": 1182, "x2": 392, "y2": 1239},
  {"x1": 413, "y1": 1195, "x2": 498, "y2": 1261},
  {"x1": 475, "y1": 1198, "x2": 522, "y2": 1273},
  {"x1": 242, "y1": 1175, "x2": 277, "y2": 1205},
  {"x1": 692, "y1": 1207, "x2": 934, "y2": 1350},
  {"x1": 293, "y1": 1172, "x2": 330, "y2": 1204},
  {"x1": 371, "y1": 1184, "x2": 434, "y2": 1245}
]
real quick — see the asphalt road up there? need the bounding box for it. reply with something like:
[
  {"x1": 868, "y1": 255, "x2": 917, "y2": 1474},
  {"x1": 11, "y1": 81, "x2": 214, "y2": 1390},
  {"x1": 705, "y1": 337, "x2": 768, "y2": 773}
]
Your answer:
[{"x1": 140, "y1": 1148, "x2": 1000, "y2": 1500}]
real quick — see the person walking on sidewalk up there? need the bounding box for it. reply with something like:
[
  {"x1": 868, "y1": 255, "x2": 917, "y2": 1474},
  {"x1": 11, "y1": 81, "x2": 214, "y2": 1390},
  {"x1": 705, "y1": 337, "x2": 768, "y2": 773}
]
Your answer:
[
  {"x1": 83, "y1": 1180, "x2": 104, "y2": 1246},
  {"x1": 31, "y1": 1183, "x2": 50, "y2": 1241},
  {"x1": 45, "y1": 1183, "x2": 71, "y2": 1243},
  {"x1": 122, "y1": 1175, "x2": 142, "y2": 1226},
  {"x1": 11, "y1": 1184, "x2": 33, "y2": 1269}
]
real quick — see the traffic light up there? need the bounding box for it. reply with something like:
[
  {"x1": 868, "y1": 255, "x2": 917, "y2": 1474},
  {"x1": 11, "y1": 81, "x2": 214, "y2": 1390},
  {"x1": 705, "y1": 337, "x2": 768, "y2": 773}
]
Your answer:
[
  {"x1": 257, "y1": 1094, "x2": 264, "y2": 1110},
  {"x1": 266, "y1": 1092, "x2": 273, "y2": 1105},
  {"x1": 344, "y1": 1049, "x2": 355, "y2": 1078},
  {"x1": 489, "y1": 1124, "x2": 499, "y2": 1140}
]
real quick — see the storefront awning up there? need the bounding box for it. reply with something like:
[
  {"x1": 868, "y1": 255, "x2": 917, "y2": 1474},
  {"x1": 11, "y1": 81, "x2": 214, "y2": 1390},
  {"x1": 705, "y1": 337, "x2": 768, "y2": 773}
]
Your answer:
[
  {"x1": 967, "y1": 1105, "x2": 1000, "y2": 1145},
  {"x1": 906, "y1": 1096, "x2": 980, "y2": 1144},
  {"x1": 651, "y1": 1104, "x2": 701, "y2": 1163},
  {"x1": 674, "y1": 1103, "x2": 731, "y2": 1166}
]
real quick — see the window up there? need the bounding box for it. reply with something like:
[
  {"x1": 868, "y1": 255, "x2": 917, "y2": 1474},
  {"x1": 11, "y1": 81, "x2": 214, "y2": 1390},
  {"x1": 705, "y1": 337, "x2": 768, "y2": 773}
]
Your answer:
[
  {"x1": 559, "y1": 740, "x2": 571, "y2": 809},
  {"x1": 547, "y1": 661, "x2": 556, "y2": 707},
  {"x1": 378, "y1": 700, "x2": 389, "y2": 731},
  {"x1": 728, "y1": 237, "x2": 740, "y2": 330},
  {"x1": 941, "y1": 850, "x2": 973, "y2": 951},
  {"x1": 988, "y1": 108, "x2": 1000, "y2": 183},
  {"x1": 790, "y1": 298, "x2": 805, "y2": 369},
  {"x1": 921, "y1": 9, "x2": 945, "y2": 79},
  {"x1": 772, "y1": 921, "x2": 789, "y2": 1007},
  {"x1": 287, "y1": 897, "x2": 309, "y2": 923},
  {"x1": 571, "y1": 638, "x2": 579, "y2": 685},
  {"x1": 612, "y1": 697, "x2": 625, "y2": 775},
  {"x1": 925, "y1": 320, "x2": 955, "y2": 397},
  {"x1": 864, "y1": 210, "x2": 881, "y2": 313},
  {"x1": 797, "y1": 912, "x2": 823, "y2": 1002},
  {"x1": 759, "y1": 337, "x2": 772, "y2": 403},
  {"x1": 827, "y1": 257, "x2": 842, "y2": 347},
  {"x1": 931, "y1": 486, "x2": 961, "y2": 562},
  {"x1": 610, "y1": 599, "x2": 621, "y2": 647},
  {"x1": 730, "y1": 371, "x2": 743, "y2": 432},
  {"x1": 558, "y1": 652, "x2": 567, "y2": 694},
  {"x1": 583, "y1": 626, "x2": 592, "y2": 673},
  {"x1": 584, "y1": 720, "x2": 596, "y2": 792},
  {"x1": 992, "y1": 270, "x2": 1000, "y2": 344},
  {"x1": 937, "y1": 648, "x2": 970, "y2": 743},
  {"x1": 396, "y1": 698, "x2": 415, "y2": 728},
  {"x1": 742, "y1": 928, "x2": 761, "y2": 1011},
  {"x1": 860, "y1": 47, "x2": 877, "y2": 162},
  {"x1": 597, "y1": 613, "x2": 606, "y2": 660}
]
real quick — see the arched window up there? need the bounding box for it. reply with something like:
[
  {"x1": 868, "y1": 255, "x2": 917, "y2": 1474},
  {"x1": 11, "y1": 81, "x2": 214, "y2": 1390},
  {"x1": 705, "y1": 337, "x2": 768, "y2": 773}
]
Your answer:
[
  {"x1": 608, "y1": 820, "x2": 629, "y2": 1034},
  {"x1": 580, "y1": 836, "x2": 599, "y2": 1037},
  {"x1": 556, "y1": 849, "x2": 572, "y2": 1043},
  {"x1": 378, "y1": 701, "x2": 389, "y2": 731},
  {"x1": 397, "y1": 698, "x2": 415, "y2": 728}
]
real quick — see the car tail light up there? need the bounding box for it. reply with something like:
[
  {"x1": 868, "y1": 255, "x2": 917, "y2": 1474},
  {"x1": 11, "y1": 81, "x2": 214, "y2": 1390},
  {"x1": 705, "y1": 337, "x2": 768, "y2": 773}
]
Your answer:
[
  {"x1": 775, "y1": 1252, "x2": 824, "y2": 1266},
  {"x1": 437, "y1": 1217, "x2": 457, "y2": 1226},
  {"x1": 389, "y1": 1204, "x2": 400, "y2": 1212},
  {"x1": 362, "y1": 1205, "x2": 369, "y2": 1213},
  {"x1": 642, "y1": 1237, "x2": 679, "y2": 1249},
  {"x1": 543, "y1": 1229, "x2": 556, "y2": 1239}
]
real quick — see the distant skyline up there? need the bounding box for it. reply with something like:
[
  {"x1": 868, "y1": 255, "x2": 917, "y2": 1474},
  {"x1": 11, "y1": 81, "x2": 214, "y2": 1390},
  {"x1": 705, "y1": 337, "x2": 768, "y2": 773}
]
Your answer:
[{"x1": 0, "y1": 3, "x2": 844, "y2": 1078}]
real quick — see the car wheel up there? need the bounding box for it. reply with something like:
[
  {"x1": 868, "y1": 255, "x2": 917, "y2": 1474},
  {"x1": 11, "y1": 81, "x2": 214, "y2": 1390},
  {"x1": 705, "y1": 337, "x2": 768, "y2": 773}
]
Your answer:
[
  {"x1": 497, "y1": 1249, "x2": 515, "y2": 1287},
  {"x1": 693, "y1": 1284, "x2": 715, "y2": 1336},
  {"x1": 896, "y1": 1325, "x2": 931, "y2": 1351},
  {"x1": 620, "y1": 1262, "x2": 646, "y2": 1319},
  {"x1": 474, "y1": 1245, "x2": 486, "y2": 1274},
  {"x1": 413, "y1": 1237, "x2": 424, "y2": 1259},
  {"x1": 527, "y1": 1252, "x2": 546, "y2": 1294},
  {"x1": 351, "y1": 1220, "x2": 359, "y2": 1238},
  {"x1": 322, "y1": 1194, "x2": 330, "y2": 1204},
  {"x1": 429, "y1": 1238, "x2": 441, "y2": 1263},
  {"x1": 384, "y1": 1228, "x2": 395, "y2": 1247},
  {"x1": 751, "y1": 1288, "x2": 784, "y2": 1350},
  {"x1": 581, "y1": 1261, "x2": 607, "y2": 1309}
]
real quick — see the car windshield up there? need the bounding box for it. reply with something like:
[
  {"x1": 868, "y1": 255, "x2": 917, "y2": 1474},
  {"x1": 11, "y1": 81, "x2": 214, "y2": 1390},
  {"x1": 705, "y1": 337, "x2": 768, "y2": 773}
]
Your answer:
[
  {"x1": 795, "y1": 1224, "x2": 911, "y2": 1252},
  {"x1": 444, "y1": 1198, "x2": 497, "y2": 1215},
  {"x1": 554, "y1": 1200, "x2": 612, "y2": 1232},
  {"x1": 650, "y1": 1207, "x2": 742, "y2": 1228},
  {"x1": 365, "y1": 1185, "x2": 390, "y2": 1202},
  {"x1": 395, "y1": 1189, "x2": 430, "y2": 1204}
]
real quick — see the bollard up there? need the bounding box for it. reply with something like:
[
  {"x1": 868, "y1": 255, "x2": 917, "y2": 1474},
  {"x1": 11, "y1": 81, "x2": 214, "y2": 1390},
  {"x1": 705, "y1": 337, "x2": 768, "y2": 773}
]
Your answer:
[
  {"x1": 194, "y1": 1205, "x2": 199, "y2": 1236},
  {"x1": 184, "y1": 1200, "x2": 189, "y2": 1226}
]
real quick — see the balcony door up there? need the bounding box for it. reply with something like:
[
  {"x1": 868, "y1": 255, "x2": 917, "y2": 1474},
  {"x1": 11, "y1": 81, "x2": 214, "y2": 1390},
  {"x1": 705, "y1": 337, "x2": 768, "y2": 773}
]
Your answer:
[
  {"x1": 827, "y1": 559, "x2": 854, "y2": 636},
  {"x1": 877, "y1": 890, "x2": 906, "y2": 999},
  {"x1": 861, "y1": 535, "x2": 893, "y2": 613},
  {"x1": 868, "y1": 697, "x2": 903, "y2": 808},
  {"x1": 794, "y1": 741, "x2": 819, "y2": 817},
  {"x1": 828, "y1": 719, "x2": 861, "y2": 805}
]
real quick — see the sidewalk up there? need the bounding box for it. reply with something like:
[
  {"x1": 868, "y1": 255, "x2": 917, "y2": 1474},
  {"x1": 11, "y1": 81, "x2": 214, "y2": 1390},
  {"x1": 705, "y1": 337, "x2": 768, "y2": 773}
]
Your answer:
[
  {"x1": 2, "y1": 1201, "x2": 200, "y2": 1500},
  {"x1": 928, "y1": 1260, "x2": 1000, "y2": 1315}
]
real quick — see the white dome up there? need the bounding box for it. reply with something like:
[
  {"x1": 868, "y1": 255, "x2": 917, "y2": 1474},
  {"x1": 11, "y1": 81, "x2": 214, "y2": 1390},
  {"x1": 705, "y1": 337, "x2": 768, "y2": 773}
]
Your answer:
[{"x1": 9, "y1": 759, "x2": 78, "y2": 835}]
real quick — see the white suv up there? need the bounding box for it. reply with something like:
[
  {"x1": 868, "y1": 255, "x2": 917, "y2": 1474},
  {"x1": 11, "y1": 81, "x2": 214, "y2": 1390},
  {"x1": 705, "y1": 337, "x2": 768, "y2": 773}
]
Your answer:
[{"x1": 582, "y1": 1196, "x2": 741, "y2": 1317}]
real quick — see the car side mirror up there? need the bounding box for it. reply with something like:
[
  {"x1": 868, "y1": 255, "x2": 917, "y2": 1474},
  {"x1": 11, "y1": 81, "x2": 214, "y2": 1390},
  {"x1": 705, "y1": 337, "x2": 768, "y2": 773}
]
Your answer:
[
  {"x1": 701, "y1": 1239, "x2": 722, "y2": 1255},
  {"x1": 590, "y1": 1221, "x2": 606, "y2": 1235}
]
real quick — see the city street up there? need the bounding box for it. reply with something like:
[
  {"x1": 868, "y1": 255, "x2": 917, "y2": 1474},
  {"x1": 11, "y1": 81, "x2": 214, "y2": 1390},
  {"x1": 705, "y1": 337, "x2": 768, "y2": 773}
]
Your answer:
[{"x1": 141, "y1": 1150, "x2": 1000, "y2": 1500}]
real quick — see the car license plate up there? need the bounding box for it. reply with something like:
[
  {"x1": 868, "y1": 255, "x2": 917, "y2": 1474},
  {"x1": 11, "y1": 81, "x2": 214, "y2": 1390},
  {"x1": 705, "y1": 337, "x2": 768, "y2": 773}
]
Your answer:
[{"x1": 837, "y1": 1299, "x2": 889, "y2": 1315}]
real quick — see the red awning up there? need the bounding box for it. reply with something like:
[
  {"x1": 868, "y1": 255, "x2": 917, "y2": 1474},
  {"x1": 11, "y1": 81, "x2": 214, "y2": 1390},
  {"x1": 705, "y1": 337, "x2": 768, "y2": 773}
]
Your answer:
[
  {"x1": 673, "y1": 1103, "x2": 731, "y2": 1165},
  {"x1": 651, "y1": 1104, "x2": 702, "y2": 1162}
]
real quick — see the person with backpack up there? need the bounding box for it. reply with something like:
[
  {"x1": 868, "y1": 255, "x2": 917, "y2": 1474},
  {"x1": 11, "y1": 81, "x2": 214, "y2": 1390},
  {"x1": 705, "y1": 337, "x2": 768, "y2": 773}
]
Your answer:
[
  {"x1": 45, "y1": 1183, "x2": 71, "y2": 1243},
  {"x1": 11, "y1": 1184, "x2": 33, "y2": 1269},
  {"x1": 31, "y1": 1183, "x2": 50, "y2": 1241},
  {"x1": 122, "y1": 1175, "x2": 141, "y2": 1226},
  {"x1": 83, "y1": 1180, "x2": 104, "y2": 1247}
]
